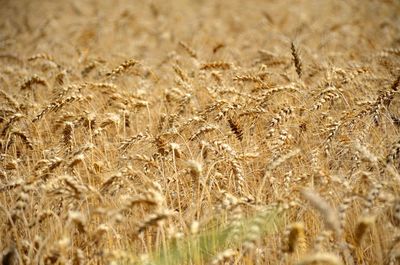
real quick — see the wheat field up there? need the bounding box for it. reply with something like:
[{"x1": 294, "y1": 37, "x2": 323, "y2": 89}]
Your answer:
[{"x1": 1, "y1": 0, "x2": 400, "y2": 264}]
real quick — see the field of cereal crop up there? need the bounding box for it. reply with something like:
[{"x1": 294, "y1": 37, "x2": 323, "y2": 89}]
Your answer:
[{"x1": 1, "y1": 1, "x2": 400, "y2": 264}]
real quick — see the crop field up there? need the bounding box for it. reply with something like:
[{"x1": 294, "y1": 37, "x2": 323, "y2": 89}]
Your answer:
[{"x1": 1, "y1": 0, "x2": 400, "y2": 264}]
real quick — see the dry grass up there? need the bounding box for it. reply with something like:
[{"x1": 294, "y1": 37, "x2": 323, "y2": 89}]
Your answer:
[{"x1": 1, "y1": 0, "x2": 400, "y2": 264}]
